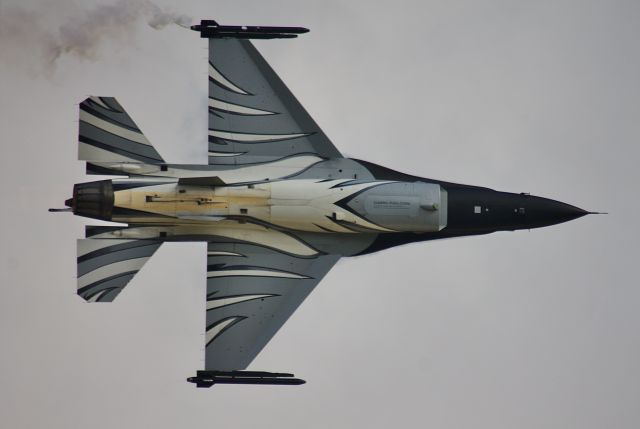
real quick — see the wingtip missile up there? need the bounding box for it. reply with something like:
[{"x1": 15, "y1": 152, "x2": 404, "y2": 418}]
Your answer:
[
  {"x1": 187, "y1": 370, "x2": 306, "y2": 387},
  {"x1": 191, "y1": 20, "x2": 309, "y2": 39}
]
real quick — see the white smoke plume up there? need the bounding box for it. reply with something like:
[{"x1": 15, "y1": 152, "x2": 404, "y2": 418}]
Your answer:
[{"x1": 0, "y1": 0, "x2": 192, "y2": 71}]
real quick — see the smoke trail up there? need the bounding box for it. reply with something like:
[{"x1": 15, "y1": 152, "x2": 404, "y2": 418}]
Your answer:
[{"x1": 0, "y1": 0, "x2": 192, "y2": 71}]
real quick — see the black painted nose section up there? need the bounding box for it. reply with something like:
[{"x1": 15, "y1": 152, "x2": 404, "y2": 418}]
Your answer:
[
  {"x1": 523, "y1": 196, "x2": 588, "y2": 228},
  {"x1": 446, "y1": 185, "x2": 588, "y2": 232}
]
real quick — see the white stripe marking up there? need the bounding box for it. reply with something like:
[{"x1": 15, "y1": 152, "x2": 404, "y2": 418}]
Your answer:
[
  {"x1": 207, "y1": 151, "x2": 244, "y2": 157},
  {"x1": 89, "y1": 96, "x2": 111, "y2": 110},
  {"x1": 206, "y1": 294, "x2": 275, "y2": 310},
  {"x1": 207, "y1": 269, "x2": 309, "y2": 279},
  {"x1": 78, "y1": 257, "x2": 150, "y2": 289},
  {"x1": 209, "y1": 98, "x2": 275, "y2": 115},
  {"x1": 79, "y1": 142, "x2": 143, "y2": 163},
  {"x1": 207, "y1": 251, "x2": 244, "y2": 257},
  {"x1": 86, "y1": 289, "x2": 112, "y2": 303},
  {"x1": 80, "y1": 109, "x2": 151, "y2": 146},
  {"x1": 209, "y1": 64, "x2": 249, "y2": 95},
  {"x1": 206, "y1": 317, "x2": 242, "y2": 344},
  {"x1": 209, "y1": 130, "x2": 308, "y2": 143},
  {"x1": 77, "y1": 239, "x2": 134, "y2": 258}
]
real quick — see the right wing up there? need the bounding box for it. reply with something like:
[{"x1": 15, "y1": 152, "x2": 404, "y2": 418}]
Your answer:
[
  {"x1": 207, "y1": 37, "x2": 342, "y2": 165},
  {"x1": 204, "y1": 240, "x2": 339, "y2": 371},
  {"x1": 81, "y1": 221, "x2": 377, "y2": 374}
]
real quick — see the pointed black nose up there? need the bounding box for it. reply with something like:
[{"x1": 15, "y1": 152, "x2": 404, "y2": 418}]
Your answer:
[
  {"x1": 445, "y1": 185, "x2": 589, "y2": 232},
  {"x1": 524, "y1": 196, "x2": 589, "y2": 228}
]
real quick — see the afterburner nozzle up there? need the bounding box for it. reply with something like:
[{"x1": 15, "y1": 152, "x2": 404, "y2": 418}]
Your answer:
[{"x1": 70, "y1": 179, "x2": 114, "y2": 221}]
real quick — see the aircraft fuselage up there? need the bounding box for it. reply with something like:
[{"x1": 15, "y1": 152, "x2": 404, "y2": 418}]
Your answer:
[{"x1": 67, "y1": 158, "x2": 588, "y2": 253}]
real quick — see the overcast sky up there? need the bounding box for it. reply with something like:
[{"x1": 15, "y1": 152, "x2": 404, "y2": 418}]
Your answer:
[{"x1": 1, "y1": 1, "x2": 639, "y2": 428}]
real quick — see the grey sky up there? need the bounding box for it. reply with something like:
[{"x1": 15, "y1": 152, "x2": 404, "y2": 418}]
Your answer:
[{"x1": 1, "y1": 0, "x2": 639, "y2": 428}]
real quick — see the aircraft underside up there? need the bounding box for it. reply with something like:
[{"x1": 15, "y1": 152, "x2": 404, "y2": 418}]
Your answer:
[{"x1": 54, "y1": 20, "x2": 591, "y2": 386}]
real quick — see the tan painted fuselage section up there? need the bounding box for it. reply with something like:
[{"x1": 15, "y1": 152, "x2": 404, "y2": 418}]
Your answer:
[{"x1": 112, "y1": 179, "x2": 445, "y2": 233}]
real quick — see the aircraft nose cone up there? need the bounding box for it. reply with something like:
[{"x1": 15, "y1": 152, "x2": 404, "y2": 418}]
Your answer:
[{"x1": 525, "y1": 196, "x2": 589, "y2": 228}]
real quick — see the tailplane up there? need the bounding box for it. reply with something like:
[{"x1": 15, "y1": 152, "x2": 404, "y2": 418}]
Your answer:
[
  {"x1": 77, "y1": 239, "x2": 162, "y2": 302},
  {"x1": 78, "y1": 96, "x2": 166, "y2": 167}
]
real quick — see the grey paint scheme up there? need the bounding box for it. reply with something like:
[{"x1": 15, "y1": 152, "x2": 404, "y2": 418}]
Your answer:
[
  {"x1": 76, "y1": 239, "x2": 162, "y2": 302},
  {"x1": 80, "y1": 225, "x2": 376, "y2": 369},
  {"x1": 78, "y1": 97, "x2": 166, "y2": 164},
  {"x1": 346, "y1": 182, "x2": 447, "y2": 232},
  {"x1": 88, "y1": 154, "x2": 373, "y2": 184},
  {"x1": 208, "y1": 38, "x2": 341, "y2": 165},
  {"x1": 84, "y1": 226, "x2": 378, "y2": 257},
  {"x1": 205, "y1": 242, "x2": 339, "y2": 370},
  {"x1": 73, "y1": 37, "x2": 442, "y2": 373}
]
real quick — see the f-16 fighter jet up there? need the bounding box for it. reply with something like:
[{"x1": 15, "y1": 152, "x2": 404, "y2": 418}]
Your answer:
[{"x1": 54, "y1": 20, "x2": 592, "y2": 387}]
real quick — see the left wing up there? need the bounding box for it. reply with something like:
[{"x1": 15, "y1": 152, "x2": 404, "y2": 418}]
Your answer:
[{"x1": 207, "y1": 31, "x2": 341, "y2": 165}]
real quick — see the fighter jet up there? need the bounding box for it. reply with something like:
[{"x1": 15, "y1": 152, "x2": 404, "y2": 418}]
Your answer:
[{"x1": 53, "y1": 20, "x2": 592, "y2": 387}]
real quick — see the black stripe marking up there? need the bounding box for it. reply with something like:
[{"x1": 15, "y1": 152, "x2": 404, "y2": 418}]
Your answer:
[
  {"x1": 208, "y1": 129, "x2": 314, "y2": 144},
  {"x1": 205, "y1": 316, "x2": 247, "y2": 346},
  {"x1": 206, "y1": 264, "x2": 312, "y2": 279},
  {"x1": 78, "y1": 240, "x2": 159, "y2": 263},
  {"x1": 79, "y1": 122, "x2": 162, "y2": 161},
  {"x1": 208, "y1": 109, "x2": 224, "y2": 119},
  {"x1": 77, "y1": 270, "x2": 138, "y2": 296},
  {"x1": 80, "y1": 103, "x2": 139, "y2": 133},
  {"x1": 206, "y1": 293, "x2": 280, "y2": 312},
  {"x1": 333, "y1": 183, "x2": 397, "y2": 232},
  {"x1": 80, "y1": 120, "x2": 152, "y2": 151},
  {"x1": 86, "y1": 163, "x2": 127, "y2": 176},
  {"x1": 100, "y1": 97, "x2": 125, "y2": 113},
  {"x1": 112, "y1": 182, "x2": 172, "y2": 191},
  {"x1": 111, "y1": 207, "x2": 173, "y2": 218},
  {"x1": 313, "y1": 223, "x2": 338, "y2": 233},
  {"x1": 208, "y1": 61, "x2": 253, "y2": 96},
  {"x1": 84, "y1": 286, "x2": 121, "y2": 302},
  {"x1": 208, "y1": 135, "x2": 229, "y2": 145},
  {"x1": 79, "y1": 135, "x2": 164, "y2": 163},
  {"x1": 325, "y1": 215, "x2": 360, "y2": 232},
  {"x1": 86, "y1": 98, "x2": 120, "y2": 113},
  {"x1": 208, "y1": 98, "x2": 277, "y2": 116}
]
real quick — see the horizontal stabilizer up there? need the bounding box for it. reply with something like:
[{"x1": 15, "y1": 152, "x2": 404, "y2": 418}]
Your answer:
[
  {"x1": 187, "y1": 370, "x2": 305, "y2": 387},
  {"x1": 178, "y1": 176, "x2": 226, "y2": 187},
  {"x1": 78, "y1": 96, "x2": 166, "y2": 164},
  {"x1": 77, "y1": 239, "x2": 162, "y2": 302}
]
